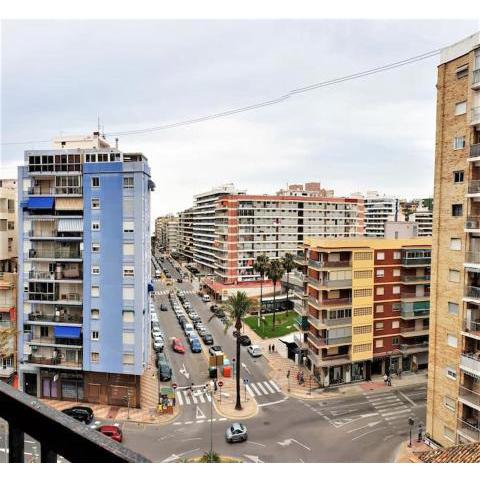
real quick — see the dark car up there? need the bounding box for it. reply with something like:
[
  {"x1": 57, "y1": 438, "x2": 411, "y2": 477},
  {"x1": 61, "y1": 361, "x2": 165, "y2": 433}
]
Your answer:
[
  {"x1": 157, "y1": 354, "x2": 172, "y2": 381},
  {"x1": 210, "y1": 304, "x2": 218, "y2": 312},
  {"x1": 177, "y1": 278, "x2": 183, "y2": 283},
  {"x1": 202, "y1": 334, "x2": 214, "y2": 345},
  {"x1": 216, "y1": 309, "x2": 226, "y2": 319},
  {"x1": 160, "y1": 304, "x2": 168, "y2": 311},
  {"x1": 190, "y1": 339, "x2": 202, "y2": 353},
  {"x1": 61, "y1": 406, "x2": 94, "y2": 424},
  {"x1": 97, "y1": 425, "x2": 123, "y2": 443},
  {"x1": 238, "y1": 335, "x2": 252, "y2": 346}
]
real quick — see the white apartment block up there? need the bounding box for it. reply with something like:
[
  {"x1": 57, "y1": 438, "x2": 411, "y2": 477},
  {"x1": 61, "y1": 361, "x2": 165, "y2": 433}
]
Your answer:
[{"x1": 409, "y1": 207, "x2": 433, "y2": 237}]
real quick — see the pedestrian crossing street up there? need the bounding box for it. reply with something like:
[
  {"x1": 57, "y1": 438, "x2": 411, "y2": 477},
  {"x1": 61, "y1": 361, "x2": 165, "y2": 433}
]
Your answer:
[
  {"x1": 245, "y1": 380, "x2": 282, "y2": 398},
  {"x1": 363, "y1": 390, "x2": 419, "y2": 434}
]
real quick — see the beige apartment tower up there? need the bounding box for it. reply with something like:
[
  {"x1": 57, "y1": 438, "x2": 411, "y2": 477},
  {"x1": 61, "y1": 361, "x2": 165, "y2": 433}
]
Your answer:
[{"x1": 427, "y1": 33, "x2": 480, "y2": 446}]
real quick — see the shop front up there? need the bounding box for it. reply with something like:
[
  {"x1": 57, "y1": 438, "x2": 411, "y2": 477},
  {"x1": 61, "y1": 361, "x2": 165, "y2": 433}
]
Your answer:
[{"x1": 40, "y1": 370, "x2": 84, "y2": 401}]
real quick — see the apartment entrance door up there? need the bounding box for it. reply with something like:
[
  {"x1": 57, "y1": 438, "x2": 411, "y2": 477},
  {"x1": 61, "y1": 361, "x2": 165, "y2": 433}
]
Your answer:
[{"x1": 24, "y1": 373, "x2": 37, "y2": 397}]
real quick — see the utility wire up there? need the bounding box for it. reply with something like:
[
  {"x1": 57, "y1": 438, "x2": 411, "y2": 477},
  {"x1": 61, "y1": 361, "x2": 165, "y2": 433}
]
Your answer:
[{"x1": 1, "y1": 48, "x2": 441, "y2": 146}]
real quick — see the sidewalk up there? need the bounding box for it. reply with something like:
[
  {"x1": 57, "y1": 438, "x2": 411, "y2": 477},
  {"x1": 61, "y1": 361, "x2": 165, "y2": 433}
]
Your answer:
[
  {"x1": 211, "y1": 375, "x2": 258, "y2": 420},
  {"x1": 395, "y1": 440, "x2": 430, "y2": 463}
]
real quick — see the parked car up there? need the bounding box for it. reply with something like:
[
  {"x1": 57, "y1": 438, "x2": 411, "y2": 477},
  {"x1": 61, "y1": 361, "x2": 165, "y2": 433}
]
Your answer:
[
  {"x1": 194, "y1": 322, "x2": 205, "y2": 331},
  {"x1": 202, "y1": 334, "x2": 214, "y2": 345},
  {"x1": 202, "y1": 294, "x2": 211, "y2": 302},
  {"x1": 225, "y1": 423, "x2": 248, "y2": 443},
  {"x1": 190, "y1": 339, "x2": 202, "y2": 353},
  {"x1": 178, "y1": 318, "x2": 187, "y2": 330},
  {"x1": 197, "y1": 326, "x2": 208, "y2": 337},
  {"x1": 157, "y1": 354, "x2": 172, "y2": 381},
  {"x1": 238, "y1": 335, "x2": 252, "y2": 346},
  {"x1": 61, "y1": 406, "x2": 94, "y2": 424},
  {"x1": 153, "y1": 338, "x2": 164, "y2": 352},
  {"x1": 172, "y1": 337, "x2": 185, "y2": 354},
  {"x1": 247, "y1": 345, "x2": 262, "y2": 357},
  {"x1": 160, "y1": 304, "x2": 168, "y2": 311},
  {"x1": 187, "y1": 332, "x2": 199, "y2": 343},
  {"x1": 184, "y1": 324, "x2": 195, "y2": 335},
  {"x1": 177, "y1": 278, "x2": 183, "y2": 283},
  {"x1": 97, "y1": 425, "x2": 123, "y2": 443},
  {"x1": 216, "y1": 309, "x2": 226, "y2": 319},
  {"x1": 210, "y1": 304, "x2": 218, "y2": 312},
  {"x1": 209, "y1": 345, "x2": 223, "y2": 356}
]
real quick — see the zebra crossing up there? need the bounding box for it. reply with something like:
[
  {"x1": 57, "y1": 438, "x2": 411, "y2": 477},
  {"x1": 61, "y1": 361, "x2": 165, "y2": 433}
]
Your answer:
[
  {"x1": 245, "y1": 380, "x2": 282, "y2": 398},
  {"x1": 175, "y1": 389, "x2": 212, "y2": 406},
  {"x1": 364, "y1": 390, "x2": 417, "y2": 434}
]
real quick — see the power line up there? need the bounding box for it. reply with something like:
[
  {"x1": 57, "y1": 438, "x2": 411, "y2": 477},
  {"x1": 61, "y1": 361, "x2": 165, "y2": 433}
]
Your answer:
[{"x1": 1, "y1": 48, "x2": 441, "y2": 146}]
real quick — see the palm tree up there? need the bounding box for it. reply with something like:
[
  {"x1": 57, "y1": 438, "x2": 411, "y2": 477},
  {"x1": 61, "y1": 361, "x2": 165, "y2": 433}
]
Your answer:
[
  {"x1": 253, "y1": 254, "x2": 269, "y2": 322},
  {"x1": 267, "y1": 259, "x2": 285, "y2": 331},
  {"x1": 282, "y1": 253, "x2": 295, "y2": 312},
  {"x1": 224, "y1": 291, "x2": 256, "y2": 410}
]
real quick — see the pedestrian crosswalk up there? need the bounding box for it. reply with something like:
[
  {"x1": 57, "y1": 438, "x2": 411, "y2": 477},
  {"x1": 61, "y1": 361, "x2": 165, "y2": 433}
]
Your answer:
[
  {"x1": 175, "y1": 389, "x2": 212, "y2": 406},
  {"x1": 245, "y1": 380, "x2": 282, "y2": 398},
  {"x1": 154, "y1": 290, "x2": 196, "y2": 296},
  {"x1": 364, "y1": 391, "x2": 417, "y2": 433}
]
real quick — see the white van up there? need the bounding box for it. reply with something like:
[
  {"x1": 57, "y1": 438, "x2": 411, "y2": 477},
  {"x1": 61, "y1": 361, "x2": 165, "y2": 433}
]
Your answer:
[
  {"x1": 202, "y1": 294, "x2": 211, "y2": 303},
  {"x1": 155, "y1": 269, "x2": 161, "y2": 278},
  {"x1": 247, "y1": 345, "x2": 262, "y2": 358}
]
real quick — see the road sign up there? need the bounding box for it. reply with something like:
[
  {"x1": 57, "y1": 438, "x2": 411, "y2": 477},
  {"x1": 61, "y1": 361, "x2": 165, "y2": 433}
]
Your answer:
[
  {"x1": 217, "y1": 381, "x2": 224, "y2": 387},
  {"x1": 171, "y1": 383, "x2": 178, "y2": 390},
  {"x1": 232, "y1": 358, "x2": 235, "y2": 362},
  {"x1": 243, "y1": 378, "x2": 249, "y2": 384}
]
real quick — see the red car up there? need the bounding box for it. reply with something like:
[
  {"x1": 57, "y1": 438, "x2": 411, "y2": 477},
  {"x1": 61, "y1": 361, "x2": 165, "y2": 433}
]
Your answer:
[
  {"x1": 97, "y1": 425, "x2": 123, "y2": 443},
  {"x1": 172, "y1": 337, "x2": 185, "y2": 353}
]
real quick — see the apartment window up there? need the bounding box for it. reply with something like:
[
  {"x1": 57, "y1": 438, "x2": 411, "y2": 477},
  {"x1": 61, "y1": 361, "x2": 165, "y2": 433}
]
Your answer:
[
  {"x1": 123, "y1": 266, "x2": 134, "y2": 277},
  {"x1": 91, "y1": 265, "x2": 100, "y2": 275},
  {"x1": 393, "y1": 269, "x2": 400, "y2": 277},
  {"x1": 354, "y1": 270, "x2": 372, "y2": 279},
  {"x1": 450, "y1": 238, "x2": 461, "y2": 251},
  {"x1": 453, "y1": 137, "x2": 466, "y2": 150},
  {"x1": 7, "y1": 221, "x2": 14, "y2": 230},
  {"x1": 123, "y1": 287, "x2": 134, "y2": 301},
  {"x1": 353, "y1": 325, "x2": 371, "y2": 335},
  {"x1": 448, "y1": 269, "x2": 460, "y2": 283},
  {"x1": 375, "y1": 321, "x2": 384, "y2": 330},
  {"x1": 123, "y1": 221, "x2": 134, "y2": 233},
  {"x1": 376, "y1": 252, "x2": 385, "y2": 260},
  {"x1": 455, "y1": 101, "x2": 467, "y2": 116},
  {"x1": 456, "y1": 65, "x2": 468, "y2": 79},
  {"x1": 92, "y1": 243, "x2": 100, "y2": 253},
  {"x1": 123, "y1": 310, "x2": 134, "y2": 323},
  {"x1": 392, "y1": 336, "x2": 399, "y2": 345},
  {"x1": 376, "y1": 269, "x2": 384, "y2": 278},
  {"x1": 123, "y1": 177, "x2": 134, "y2": 189},
  {"x1": 91, "y1": 198, "x2": 100, "y2": 209},
  {"x1": 91, "y1": 177, "x2": 100, "y2": 188},
  {"x1": 391, "y1": 286, "x2": 400, "y2": 295},
  {"x1": 353, "y1": 343, "x2": 371, "y2": 353},
  {"x1": 354, "y1": 252, "x2": 372, "y2": 261},
  {"x1": 392, "y1": 320, "x2": 400, "y2": 329},
  {"x1": 91, "y1": 286, "x2": 100, "y2": 297},
  {"x1": 375, "y1": 304, "x2": 384, "y2": 313},
  {"x1": 447, "y1": 334, "x2": 458, "y2": 348},
  {"x1": 448, "y1": 302, "x2": 459, "y2": 315},
  {"x1": 40, "y1": 326, "x2": 49, "y2": 337},
  {"x1": 354, "y1": 288, "x2": 372, "y2": 298},
  {"x1": 444, "y1": 396, "x2": 456, "y2": 411},
  {"x1": 91, "y1": 331, "x2": 99, "y2": 341},
  {"x1": 123, "y1": 332, "x2": 135, "y2": 344},
  {"x1": 453, "y1": 170, "x2": 465, "y2": 182},
  {"x1": 446, "y1": 367, "x2": 457, "y2": 380},
  {"x1": 123, "y1": 353, "x2": 135, "y2": 365},
  {"x1": 375, "y1": 339, "x2": 384, "y2": 348},
  {"x1": 91, "y1": 352, "x2": 99, "y2": 363},
  {"x1": 353, "y1": 307, "x2": 372, "y2": 316},
  {"x1": 451, "y1": 204, "x2": 463, "y2": 217},
  {"x1": 393, "y1": 251, "x2": 401, "y2": 260},
  {"x1": 91, "y1": 221, "x2": 100, "y2": 231},
  {"x1": 91, "y1": 309, "x2": 99, "y2": 319},
  {"x1": 392, "y1": 302, "x2": 401, "y2": 312},
  {"x1": 123, "y1": 243, "x2": 135, "y2": 256},
  {"x1": 443, "y1": 426, "x2": 455, "y2": 442},
  {"x1": 376, "y1": 287, "x2": 384, "y2": 296}
]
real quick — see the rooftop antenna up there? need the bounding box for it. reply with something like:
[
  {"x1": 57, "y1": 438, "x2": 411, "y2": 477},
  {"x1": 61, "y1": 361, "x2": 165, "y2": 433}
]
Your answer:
[{"x1": 97, "y1": 115, "x2": 101, "y2": 134}]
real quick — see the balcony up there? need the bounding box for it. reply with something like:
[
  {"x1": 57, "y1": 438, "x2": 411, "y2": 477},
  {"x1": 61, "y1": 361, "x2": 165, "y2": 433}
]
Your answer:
[
  {"x1": 308, "y1": 259, "x2": 351, "y2": 270},
  {"x1": 466, "y1": 216, "x2": 480, "y2": 231},
  {"x1": 473, "y1": 69, "x2": 480, "y2": 89},
  {"x1": 457, "y1": 418, "x2": 480, "y2": 443},
  {"x1": 470, "y1": 143, "x2": 480, "y2": 160},
  {"x1": 28, "y1": 230, "x2": 83, "y2": 240},
  {"x1": 400, "y1": 306, "x2": 430, "y2": 319},
  {"x1": 27, "y1": 186, "x2": 83, "y2": 196},
  {"x1": 464, "y1": 286, "x2": 480, "y2": 303},
  {"x1": 460, "y1": 352, "x2": 480, "y2": 376},
  {"x1": 27, "y1": 312, "x2": 82, "y2": 325},
  {"x1": 463, "y1": 318, "x2": 480, "y2": 339},
  {"x1": 0, "y1": 381, "x2": 148, "y2": 463},
  {"x1": 308, "y1": 351, "x2": 351, "y2": 367},
  {"x1": 28, "y1": 336, "x2": 83, "y2": 347},
  {"x1": 308, "y1": 276, "x2": 352, "y2": 289},
  {"x1": 29, "y1": 248, "x2": 82, "y2": 260},
  {"x1": 26, "y1": 354, "x2": 82, "y2": 370},
  {"x1": 400, "y1": 275, "x2": 431, "y2": 284},
  {"x1": 467, "y1": 180, "x2": 480, "y2": 196},
  {"x1": 401, "y1": 256, "x2": 431, "y2": 267},
  {"x1": 400, "y1": 327, "x2": 430, "y2": 338},
  {"x1": 293, "y1": 254, "x2": 307, "y2": 266},
  {"x1": 471, "y1": 107, "x2": 480, "y2": 126},
  {"x1": 401, "y1": 292, "x2": 430, "y2": 302},
  {"x1": 459, "y1": 386, "x2": 480, "y2": 411},
  {"x1": 465, "y1": 252, "x2": 480, "y2": 266},
  {"x1": 399, "y1": 342, "x2": 428, "y2": 354},
  {"x1": 307, "y1": 331, "x2": 352, "y2": 348},
  {"x1": 295, "y1": 316, "x2": 310, "y2": 331},
  {"x1": 28, "y1": 270, "x2": 83, "y2": 282},
  {"x1": 308, "y1": 296, "x2": 352, "y2": 309},
  {"x1": 27, "y1": 292, "x2": 82, "y2": 304}
]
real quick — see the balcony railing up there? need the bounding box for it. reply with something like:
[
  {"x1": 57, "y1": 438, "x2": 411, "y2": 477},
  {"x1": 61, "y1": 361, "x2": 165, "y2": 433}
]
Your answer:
[
  {"x1": 465, "y1": 286, "x2": 480, "y2": 300},
  {"x1": 463, "y1": 318, "x2": 480, "y2": 337},
  {"x1": 26, "y1": 355, "x2": 82, "y2": 369},
  {"x1": 28, "y1": 336, "x2": 83, "y2": 347},
  {"x1": 308, "y1": 277, "x2": 352, "y2": 289},
  {"x1": 472, "y1": 107, "x2": 480, "y2": 125},
  {"x1": 295, "y1": 316, "x2": 309, "y2": 331},
  {"x1": 401, "y1": 275, "x2": 431, "y2": 283},
  {"x1": 457, "y1": 418, "x2": 480, "y2": 442},
  {"x1": 465, "y1": 252, "x2": 480, "y2": 265},
  {"x1": 27, "y1": 312, "x2": 82, "y2": 324},
  {"x1": 401, "y1": 257, "x2": 431, "y2": 266},
  {"x1": 468, "y1": 180, "x2": 480, "y2": 194},
  {"x1": 460, "y1": 352, "x2": 480, "y2": 374},
  {"x1": 29, "y1": 249, "x2": 81, "y2": 260},
  {"x1": 0, "y1": 381, "x2": 149, "y2": 463},
  {"x1": 459, "y1": 386, "x2": 480, "y2": 409},
  {"x1": 401, "y1": 292, "x2": 430, "y2": 300},
  {"x1": 27, "y1": 186, "x2": 83, "y2": 196},
  {"x1": 27, "y1": 292, "x2": 82, "y2": 303},
  {"x1": 473, "y1": 68, "x2": 480, "y2": 87},
  {"x1": 471, "y1": 143, "x2": 480, "y2": 159},
  {"x1": 399, "y1": 342, "x2": 428, "y2": 353},
  {"x1": 307, "y1": 331, "x2": 352, "y2": 347}
]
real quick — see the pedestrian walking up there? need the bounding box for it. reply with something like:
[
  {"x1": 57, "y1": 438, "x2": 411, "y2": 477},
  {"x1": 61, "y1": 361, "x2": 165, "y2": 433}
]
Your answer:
[
  {"x1": 300, "y1": 372, "x2": 305, "y2": 385},
  {"x1": 296, "y1": 371, "x2": 300, "y2": 383},
  {"x1": 383, "y1": 373, "x2": 388, "y2": 384},
  {"x1": 272, "y1": 344, "x2": 275, "y2": 353},
  {"x1": 268, "y1": 344, "x2": 271, "y2": 353},
  {"x1": 387, "y1": 375, "x2": 392, "y2": 387},
  {"x1": 397, "y1": 368, "x2": 402, "y2": 379}
]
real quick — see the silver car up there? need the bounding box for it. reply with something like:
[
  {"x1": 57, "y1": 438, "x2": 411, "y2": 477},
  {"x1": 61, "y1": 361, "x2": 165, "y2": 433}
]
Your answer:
[{"x1": 225, "y1": 423, "x2": 248, "y2": 443}]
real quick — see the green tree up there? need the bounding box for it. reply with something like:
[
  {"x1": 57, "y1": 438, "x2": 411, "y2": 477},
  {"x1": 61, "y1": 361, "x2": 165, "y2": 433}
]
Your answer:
[
  {"x1": 267, "y1": 259, "x2": 285, "y2": 331},
  {"x1": 253, "y1": 254, "x2": 270, "y2": 321},
  {"x1": 282, "y1": 253, "x2": 295, "y2": 311},
  {"x1": 224, "y1": 291, "x2": 256, "y2": 410}
]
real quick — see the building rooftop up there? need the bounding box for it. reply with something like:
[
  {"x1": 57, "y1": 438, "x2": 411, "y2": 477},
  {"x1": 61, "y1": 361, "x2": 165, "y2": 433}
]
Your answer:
[
  {"x1": 439, "y1": 31, "x2": 480, "y2": 65},
  {"x1": 415, "y1": 441, "x2": 480, "y2": 463},
  {"x1": 304, "y1": 237, "x2": 432, "y2": 250}
]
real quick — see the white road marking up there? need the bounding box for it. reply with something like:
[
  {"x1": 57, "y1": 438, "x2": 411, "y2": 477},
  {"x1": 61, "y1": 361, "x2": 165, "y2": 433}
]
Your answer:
[
  {"x1": 377, "y1": 405, "x2": 407, "y2": 413},
  {"x1": 176, "y1": 391, "x2": 184, "y2": 406},
  {"x1": 385, "y1": 413, "x2": 415, "y2": 422},
  {"x1": 270, "y1": 380, "x2": 282, "y2": 392},
  {"x1": 398, "y1": 390, "x2": 417, "y2": 407},
  {"x1": 218, "y1": 418, "x2": 227, "y2": 422},
  {"x1": 173, "y1": 422, "x2": 182, "y2": 425},
  {"x1": 262, "y1": 381, "x2": 275, "y2": 394},
  {"x1": 257, "y1": 396, "x2": 289, "y2": 407},
  {"x1": 196, "y1": 406, "x2": 206, "y2": 420},
  {"x1": 277, "y1": 438, "x2": 311, "y2": 451},
  {"x1": 257, "y1": 382, "x2": 269, "y2": 395},
  {"x1": 245, "y1": 385, "x2": 254, "y2": 397},
  {"x1": 251, "y1": 384, "x2": 262, "y2": 396},
  {"x1": 246, "y1": 441, "x2": 266, "y2": 447},
  {"x1": 370, "y1": 395, "x2": 397, "y2": 404},
  {"x1": 381, "y1": 409, "x2": 411, "y2": 418},
  {"x1": 184, "y1": 421, "x2": 193, "y2": 425},
  {"x1": 197, "y1": 393, "x2": 206, "y2": 403},
  {"x1": 352, "y1": 427, "x2": 386, "y2": 441},
  {"x1": 347, "y1": 420, "x2": 382, "y2": 433},
  {"x1": 191, "y1": 394, "x2": 198, "y2": 405}
]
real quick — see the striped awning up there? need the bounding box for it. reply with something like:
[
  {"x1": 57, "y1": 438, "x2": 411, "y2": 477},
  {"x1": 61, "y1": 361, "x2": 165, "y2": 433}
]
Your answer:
[
  {"x1": 55, "y1": 198, "x2": 83, "y2": 211},
  {"x1": 57, "y1": 218, "x2": 83, "y2": 233}
]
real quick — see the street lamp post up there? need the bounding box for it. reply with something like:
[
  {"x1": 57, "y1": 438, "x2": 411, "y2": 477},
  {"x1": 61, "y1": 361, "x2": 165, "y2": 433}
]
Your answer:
[
  {"x1": 205, "y1": 382, "x2": 214, "y2": 461},
  {"x1": 408, "y1": 417, "x2": 415, "y2": 447}
]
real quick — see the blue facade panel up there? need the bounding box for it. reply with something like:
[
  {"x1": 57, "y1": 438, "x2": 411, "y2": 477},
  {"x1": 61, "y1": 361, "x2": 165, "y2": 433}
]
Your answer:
[
  {"x1": 54, "y1": 326, "x2": 81, "y2": 338},
  {"x1": 27, "y1": 196, "x2": 54, "y2": 209}
]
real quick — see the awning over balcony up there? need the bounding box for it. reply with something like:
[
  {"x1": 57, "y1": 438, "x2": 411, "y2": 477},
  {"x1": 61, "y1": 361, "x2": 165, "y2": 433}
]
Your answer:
[
  {"x1": 55, "y1": 198, "x2": 83, "y2": 211},
  {"x1": 57, "y1": 218, "x2": 83, "y2": 233},
  {"x1": 53, "y1": 326, "x2": 81, "y2": 339},
  {"x1": 27, "y1": 197, "x2": 54, "y2": 210}
]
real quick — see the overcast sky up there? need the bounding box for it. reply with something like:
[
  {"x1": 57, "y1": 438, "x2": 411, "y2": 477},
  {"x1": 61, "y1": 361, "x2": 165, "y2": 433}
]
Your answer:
[{"x1": 1, "y1": 19, "x2": 478, "y2": 220}]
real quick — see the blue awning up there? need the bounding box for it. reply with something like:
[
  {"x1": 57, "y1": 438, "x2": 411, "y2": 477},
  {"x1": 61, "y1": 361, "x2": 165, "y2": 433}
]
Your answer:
[
  {"x1": 27, "y1": 197, "x2": 54, "y2": 210},
  {"x1": 54, "y1": 326, "x2": 81, "y2": 339}
]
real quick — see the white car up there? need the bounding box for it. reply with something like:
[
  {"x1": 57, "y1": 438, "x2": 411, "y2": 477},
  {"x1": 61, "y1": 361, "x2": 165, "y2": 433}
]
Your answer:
[
  {"x1": 184, "y1": 324, "x2": 194, "y2": 335},
  {"x1": 247, "y1": 345, "x2": 262, "y2": 358}
]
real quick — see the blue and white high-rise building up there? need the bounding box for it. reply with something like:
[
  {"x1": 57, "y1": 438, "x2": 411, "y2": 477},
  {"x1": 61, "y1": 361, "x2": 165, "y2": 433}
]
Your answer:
[{"x1": 17, "y1": 133, "x2": 153, "y2": 406}]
